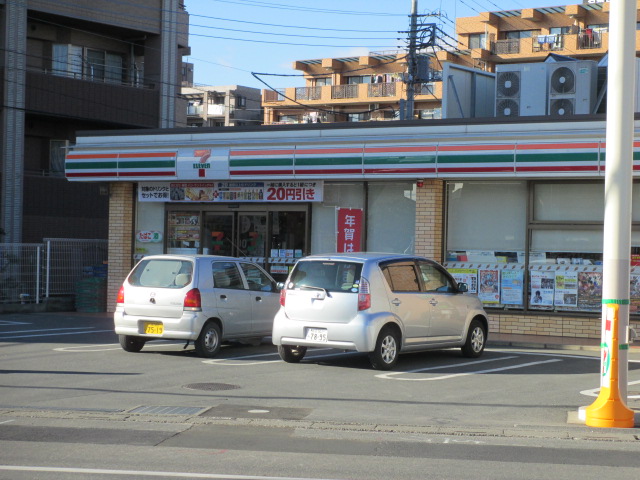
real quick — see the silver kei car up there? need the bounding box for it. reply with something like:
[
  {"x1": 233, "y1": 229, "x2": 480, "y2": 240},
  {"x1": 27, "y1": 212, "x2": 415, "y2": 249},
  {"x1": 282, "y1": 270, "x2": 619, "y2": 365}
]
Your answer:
[
  {"x1": 114, "y1": 254, "x2": 280, "y2": 358},
  {"x1": 272, "y1": 253, "x2": 489, "y2": 370}
]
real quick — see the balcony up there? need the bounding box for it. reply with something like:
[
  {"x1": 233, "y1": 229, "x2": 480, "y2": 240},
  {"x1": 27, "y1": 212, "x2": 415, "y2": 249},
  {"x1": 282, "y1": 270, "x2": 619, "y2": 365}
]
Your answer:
[
  {"x1": 368, "y1": 82, "x2": 396, "y2": 98},
  {"x1": 491, "y1": 39, "x2": 520, "y2": 55},
  {"x1": 532, "y1": 34, "x2": 565, "y2": 53},
  {"x1": 295, "y1": 86, "x2": 321, "y2": 101},
  {"x1": 331, "y1": 84, "x2": 358, "y2": 99}
]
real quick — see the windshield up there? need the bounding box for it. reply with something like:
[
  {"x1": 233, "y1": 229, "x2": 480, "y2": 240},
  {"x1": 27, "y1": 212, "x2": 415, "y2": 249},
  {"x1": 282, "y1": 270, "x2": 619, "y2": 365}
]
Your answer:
[
  {"x1": 288, "y1": 261, "x2": 362, "y2": 293},
  {"x1": 128, "y1": 259, "x2": 193, "y2": 288}
]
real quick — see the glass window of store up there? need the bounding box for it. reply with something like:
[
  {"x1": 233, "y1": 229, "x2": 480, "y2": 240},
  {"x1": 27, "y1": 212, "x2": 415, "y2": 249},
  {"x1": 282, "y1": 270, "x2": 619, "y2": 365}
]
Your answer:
[{"x1": 445, "y1": 180, "x2": 640, "y2": 315}]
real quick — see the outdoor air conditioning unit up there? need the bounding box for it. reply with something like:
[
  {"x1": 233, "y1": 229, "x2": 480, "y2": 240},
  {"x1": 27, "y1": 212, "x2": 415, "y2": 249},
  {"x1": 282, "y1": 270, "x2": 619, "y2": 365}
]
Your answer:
[
  {"x1": 495, "y1": 63, "x2": 548, "y2": 117},
  {"x1": 547, "y1": 61, "x2": 597, "y2": 116}
]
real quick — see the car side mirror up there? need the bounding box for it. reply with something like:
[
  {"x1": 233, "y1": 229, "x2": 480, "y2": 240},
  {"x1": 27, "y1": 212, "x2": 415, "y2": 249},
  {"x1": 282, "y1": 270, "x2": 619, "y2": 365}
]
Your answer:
[
  {"x1": 457, "y1": 282, "x2": 468, "y2": 293},
  {"x1": 276, "y1": 281, "x2": 285, "y2": 291}
]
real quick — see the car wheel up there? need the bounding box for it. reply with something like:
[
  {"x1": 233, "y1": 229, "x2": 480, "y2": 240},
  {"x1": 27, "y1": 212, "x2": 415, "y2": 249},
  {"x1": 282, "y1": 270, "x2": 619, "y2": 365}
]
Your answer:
[
  {"x1": 369, "y1": 327, "x2": 399, "y2": 370},
  {"x1": 119, "y1": 335, "x2": 145, "y2": 353},
  {"x1": 195, "y1": 322, "x2": 222, "y2": 358},
  {"x1": 278, "y1": 345, "x2": 307, "y2": 363},
  {"x1": 461, "y1": 319, "x2": 486, "y2": 358}
]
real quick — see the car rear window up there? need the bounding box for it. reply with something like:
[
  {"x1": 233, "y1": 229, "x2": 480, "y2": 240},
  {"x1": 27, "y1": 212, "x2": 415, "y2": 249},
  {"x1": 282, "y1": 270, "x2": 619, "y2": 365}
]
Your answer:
[
  {"x1": 288, "y1": 261, "x2": 362, "y2": 293},
  {"x1": 128, "y1": 259, "x2": 193, "y2": 288}
]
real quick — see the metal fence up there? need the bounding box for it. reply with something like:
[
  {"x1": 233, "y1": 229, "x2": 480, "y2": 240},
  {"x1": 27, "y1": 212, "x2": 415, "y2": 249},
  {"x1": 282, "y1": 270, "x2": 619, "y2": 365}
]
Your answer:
[{"x1": 0, "y1": 239, "x2": 108, "y2": 304}]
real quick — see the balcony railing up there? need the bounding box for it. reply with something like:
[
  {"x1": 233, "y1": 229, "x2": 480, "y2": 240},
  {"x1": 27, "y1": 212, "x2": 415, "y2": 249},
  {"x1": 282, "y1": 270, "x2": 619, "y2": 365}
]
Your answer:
[
  {"x1": 264, "y1": 89, "x2": 285, "y2": 102},
  {"x1": 578, "y1": 31, "x2": 603, "y2": 49},
  {"x1": 295, "y1": 86, "x2": 321, "y2": 101},
  {"x1": 331, "y1": 84, "x2": 358, "y2": 99},
  {"x1": 491, "y1": 39, "x2": 520, "y2": 55},
  {"x1": 368, "y1": 82, "x2": 396, "y2": 98}
]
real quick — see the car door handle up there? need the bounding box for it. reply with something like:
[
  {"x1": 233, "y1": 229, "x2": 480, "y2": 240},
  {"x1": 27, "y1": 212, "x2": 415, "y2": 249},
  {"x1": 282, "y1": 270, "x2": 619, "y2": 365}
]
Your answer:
[
  {"x1": 429, "y1": 298, "x2": 438, "y2": 306},
  {"x1": 255, "y1": 296, "x2": 262, "y2": 302},
  {"x1": 391, "y1": 298, "x2": 401, "y2": 306},
  {"x1": 220, "y1": 295, "x2": 227, "y2": 300}
]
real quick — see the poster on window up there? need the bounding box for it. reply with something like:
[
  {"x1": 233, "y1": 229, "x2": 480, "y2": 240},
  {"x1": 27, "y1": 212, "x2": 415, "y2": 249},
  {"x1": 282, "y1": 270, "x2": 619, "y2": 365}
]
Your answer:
[
  {"x1": 448, "y1": 268, "x2": 478, "y2": 294},
  {"x1": 578, "y1": 271, "x2": 602, "y2": 311},
  {"x1": 500, "y1": 269, "x2": 524, "y2": 305},
  {"x1": 478, "y1": 269, "x2": 500, "y2": 304},
  {"x1": 630, "y1": 274, "x2": 640, "y2": 314},
  {"x1": 554, "y1": 271, "x2": 578, "y2": 307},
  {"x1": 336, "y1": 208, "x2": 363, "y2": 253},
  {"x1": 529, "y1": 271, "x2": 555, "y2": 306}
]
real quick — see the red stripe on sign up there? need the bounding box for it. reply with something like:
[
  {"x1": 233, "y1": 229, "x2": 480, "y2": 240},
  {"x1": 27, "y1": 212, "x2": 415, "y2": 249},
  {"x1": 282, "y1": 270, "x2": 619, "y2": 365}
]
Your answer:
[
  {"x1": 516, "y1": 143, "x2": 599, "y2": 150},
  {"x1": 66, "y1": 153, "x2": 118, "y2": 159},
  {"x1": 364, "y1": 146, "x2": 437, "y2": 154},
  {"x1": 364, "y1": 167, "x2": 437, "y2": 174},
  {"x1": 230, "y1": 150, "x2": 296, "y2": 156},
  {"x1": 230, "y1": 169, "x2": 295, "y2": 176},
  {"x1": 118, "y1": 171, "x2": 175, "y2": 177},
  {"x1": 438, "y1": 145, "x2": 515, "y2": 152},
  {"x1": 295, "y1": 148, "x2": 362, "y2": 155},
  {"x1": 66, "y1": 172, "x2": 117, "y2": 178},
  {"x1": 517, "y1": 165, "x2": 599, "y2": 172}
]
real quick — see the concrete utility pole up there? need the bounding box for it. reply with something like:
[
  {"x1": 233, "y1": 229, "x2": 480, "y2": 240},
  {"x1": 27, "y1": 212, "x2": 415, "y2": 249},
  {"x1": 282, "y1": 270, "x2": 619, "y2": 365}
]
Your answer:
[
  {"x1": 404, "y1": 0, "x2": 418, "y2": 121},
  {"x1": 583, "y1": 0, "x2": 636, "y2": 428}
]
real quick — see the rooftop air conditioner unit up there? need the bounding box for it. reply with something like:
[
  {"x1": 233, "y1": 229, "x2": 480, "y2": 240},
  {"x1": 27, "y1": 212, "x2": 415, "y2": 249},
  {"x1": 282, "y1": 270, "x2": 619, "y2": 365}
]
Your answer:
[
  {"x1": 495, "y1": 63, "x2": 548, "y2": 117},
  {"x1": 547, "y1": 60, "x2": 597, "y2": 116}
]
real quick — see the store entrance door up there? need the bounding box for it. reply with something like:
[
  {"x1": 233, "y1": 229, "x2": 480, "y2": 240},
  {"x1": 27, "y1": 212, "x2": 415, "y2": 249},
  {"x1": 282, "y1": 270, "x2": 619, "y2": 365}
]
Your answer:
[
  {"x1": 203, "y1": 213, "x2": 234, "y2": 256},
  {"x1": 238, "y1": 213, "x2": 268, "y2": 258}
]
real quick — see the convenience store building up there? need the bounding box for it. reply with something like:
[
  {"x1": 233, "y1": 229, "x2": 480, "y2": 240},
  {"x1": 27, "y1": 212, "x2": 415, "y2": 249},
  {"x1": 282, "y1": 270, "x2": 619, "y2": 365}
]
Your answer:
[{"x1": 65, "y1": 118, "x2": 640, "y2": 338}]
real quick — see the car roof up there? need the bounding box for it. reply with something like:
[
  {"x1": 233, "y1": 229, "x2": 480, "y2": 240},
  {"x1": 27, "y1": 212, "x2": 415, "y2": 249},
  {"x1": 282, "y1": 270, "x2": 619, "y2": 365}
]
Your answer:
[
  {"x1": 137, "y1": 254, "x2": 250, "y2": 262},
  {"x1": 297, "y1": 252, "x2": 432, "y2": 263}
]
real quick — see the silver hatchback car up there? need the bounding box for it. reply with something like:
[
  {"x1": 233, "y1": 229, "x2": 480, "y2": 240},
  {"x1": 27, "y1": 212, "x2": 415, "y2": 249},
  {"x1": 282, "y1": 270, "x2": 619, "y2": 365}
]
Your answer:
[
  {"x1": 272, "y1": 253, "x2": 489, "y2": 370},
  {"x1": 114, "y1": 255, "x2": 280, "y2": 357}
]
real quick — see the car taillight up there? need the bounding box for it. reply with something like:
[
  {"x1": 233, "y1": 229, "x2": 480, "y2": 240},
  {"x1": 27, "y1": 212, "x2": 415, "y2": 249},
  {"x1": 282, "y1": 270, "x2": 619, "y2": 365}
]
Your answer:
[
  {"x1": 279, "y1": 288, "x2": 286, "y2": 306},
  {"x1": 116, "y1": 285, "x2": 125, "y2": 304},
  {"x1": 358, "y1": 277, "x2": 371, "y2": 311},
  {"x1": 184, "y1": 288, "x2": 202, "y2": 310}
]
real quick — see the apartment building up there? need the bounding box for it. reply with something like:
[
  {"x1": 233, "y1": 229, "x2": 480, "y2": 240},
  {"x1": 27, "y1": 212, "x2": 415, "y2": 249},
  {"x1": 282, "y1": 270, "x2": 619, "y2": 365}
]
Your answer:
[
  {"x1": 0, "y1": 0, "x2": 189, "y2": 243},
  {"x1": 262, "y1": 1, "x2": 622, "y2": 125},
  {"x1": 182, "y1": 85, "x2": 262, "y2": 127}
]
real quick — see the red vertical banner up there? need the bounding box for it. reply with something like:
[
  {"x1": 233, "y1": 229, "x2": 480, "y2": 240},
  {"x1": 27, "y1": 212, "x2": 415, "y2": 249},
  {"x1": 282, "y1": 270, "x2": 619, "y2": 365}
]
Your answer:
[{"x1": 336, "y1": 208, "x2": 363, "y2": 253}]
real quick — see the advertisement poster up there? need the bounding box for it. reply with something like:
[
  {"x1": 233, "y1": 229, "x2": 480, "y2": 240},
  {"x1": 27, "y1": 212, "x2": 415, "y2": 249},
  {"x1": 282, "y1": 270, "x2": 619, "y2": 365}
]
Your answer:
[
  {"x1": 630, "y1": 274, "x2": 640, "y2": 314},
  {"x1": 448, "y1": 268, "x2": 478, "y2": 294},
  {"x1": 578, "y1": 271, "x2": 603, "y2": 311},
  {"x1": 529, "y1": 271, "x2": 555, "y2": 306},
  {"x1": 500, "y1": 269, "x2": 524, "y2": 305},
  {"x1": 478, "y1": 269, "x2": 500, "y2": 304},
  {"x1": 554, "y1": 271, "x2": 578, "y2": 307},
  {"x1": 336, "y1": 208, "x2": 363, "y2": 253}
]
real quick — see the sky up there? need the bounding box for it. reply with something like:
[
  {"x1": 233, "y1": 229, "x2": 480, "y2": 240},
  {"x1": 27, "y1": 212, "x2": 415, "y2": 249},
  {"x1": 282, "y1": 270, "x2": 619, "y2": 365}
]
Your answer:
[{"x1": 182, "y1": 0, "x2": 572, "y2": 90}]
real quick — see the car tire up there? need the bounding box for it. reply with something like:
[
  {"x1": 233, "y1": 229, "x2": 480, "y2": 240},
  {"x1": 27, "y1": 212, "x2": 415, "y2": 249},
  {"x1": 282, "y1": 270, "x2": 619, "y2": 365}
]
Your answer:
[
  {"x1": 369, "y1": 327, "x2": 399, "y2": 370},
  {"x1": 461, "y1": 319, "x2": 486, "y2": 358},
  {"x1": 119, "y1": 335, "x2": 145, "y2": 353},
  {"x1": 278, "y1": 345, "x2": 307, "y2": 363},
  {"x1": 195, "y1": 322, "x2": 222, "y2": 358}
]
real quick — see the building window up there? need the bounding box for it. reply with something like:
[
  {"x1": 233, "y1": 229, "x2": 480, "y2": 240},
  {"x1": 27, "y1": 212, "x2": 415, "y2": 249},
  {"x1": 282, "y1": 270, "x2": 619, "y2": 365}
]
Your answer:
[
  {"x1": 314, "y1": 77, "x2": 332, "y2": 86},
  {"x1": 503, "y1": 30, "x2": 539, "y2": 40},
  {"x1": 236, "y1": 95, "x2": 246, "y2": 108},
  {"x1": 347, "y1": 112, "x2": 370, "y2": 122},
  {"x1": 49, "y1": 140, "x2": 68, "y2": 177},
  {"x1": 468, "y1": 33, "x2": 486, "y2": 49},
  {"x1": 346, "y1": 75, "x2": 371, "y2": 85},
  {"x1": 52, "y1": 44, "x2": 125, "y2": 84}
]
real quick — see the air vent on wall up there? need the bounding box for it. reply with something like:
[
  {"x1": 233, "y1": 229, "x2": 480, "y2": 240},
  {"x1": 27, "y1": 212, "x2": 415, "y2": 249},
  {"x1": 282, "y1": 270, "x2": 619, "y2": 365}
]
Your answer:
[
  {"x1": 550, "y1": 66, "x2": 576, "y2": 94},
  {"x1": 549, "y1": 98, "x2": 575, "y2": 116},
  {"x1": 496, "y1": 71, "x2": 521, "y2": 98},
  {"x1": 496, "y1": 99, "x2": 519, "y2": 117}
]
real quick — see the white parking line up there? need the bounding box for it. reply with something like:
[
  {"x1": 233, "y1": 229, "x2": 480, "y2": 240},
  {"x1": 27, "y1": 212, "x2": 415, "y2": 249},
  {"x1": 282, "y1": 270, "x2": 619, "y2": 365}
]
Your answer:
[
  {"x1": 377, "y1": 357, "x2": 562, "y2": 381},
  {"x1": 1, "y1": 327, "x2": 92, "y2": 334},
  {"x1": 54, "y1": 341, "x2": 182, "y2": 352},
  {"x1": 0, "y1": 329, "x2": 113, "y2": 340},
  {"x1": 201, "y1": 348, "x2": 341, "y2": 366},
  {"x1": 0, "y1": 320, "x2": 30, "y2": 326}
]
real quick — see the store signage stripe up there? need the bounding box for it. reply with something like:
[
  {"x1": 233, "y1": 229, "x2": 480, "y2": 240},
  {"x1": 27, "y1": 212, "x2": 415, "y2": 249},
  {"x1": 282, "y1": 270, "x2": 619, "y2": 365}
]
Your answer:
[
  {"x1": 229, "y1": 169, "x2": 295, "y2": 176},
  {"x1": 438, "y1": 166, "x2": 514, "y2": 173},
  {"x1": 66, "y1": 161, "x2": 118, "y2": 170},
  {"x1": 66, "y1": 172, "x2": 118, "y2": 178},
  {"x1": 116, "y1": 152, "x2": 176, "y2": 159},
  {"x1": 517, "y1": 165, "x2": 599, "y2": 172},
  {"x1": 516, "y1": 142, "x2": 599, "y2": 150},
  {"x1": 295, "y1": 148, "x2": 363, "y2": 155},
  {"x1": 66, "y1": 153, "x2": 119, "y2": 160},
  {"x1": 365, "y1": 167, "x2": 437, "y2": 174},
  {"x1": 290, "y1": 168, "x2": 364, "y2": 175},
  {"x1": 517, "y1": 152, "x2": 598, "y2": 163},
  {"x1": 230, "y1": 158, "x2": 294, "y2": 167},
  {"x1": 437, "y1": 154, "x2": 514, "y2": 164},
  {"x1": 296, "y1": 157, "x2": 361, "y2": 166},
  {"x1": 230, "y1": 149, "x2": 296, "y2": 156},
  {"x1": 364, "y1": 146, "x2": 437, "y2": 153},
  {"x1": 438, "y1": 145, "x2": 515, "y2": 152},
  {"x1": 117, "y1": 171, "x2": 176, "y2": 177},
  {"x1": 364, "y1": 156, "x2": 436, "y2": 165}
]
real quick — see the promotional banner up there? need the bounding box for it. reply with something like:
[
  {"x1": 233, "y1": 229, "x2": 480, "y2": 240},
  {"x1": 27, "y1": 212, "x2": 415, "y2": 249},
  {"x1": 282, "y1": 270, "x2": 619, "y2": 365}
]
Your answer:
[
  {"x1": 448, "y1": 268, "x2": 478, "y2": 294},
  {"x1": 478, "y1": 268, "x2": 500, "y2": 304},
  {"x1": 530, "y1": 270, "x2": 555, "y2": 306},
  {"x1": 554, "y1": 271, "x2": 579, "y2": 307},
  {"x1": 577, "y1": 271, "x2": 602, "y2": 311},
  {"x1": 500, "y1": 269, "x2": 524, "y2": 305},
  {"x1": 336, "y1": 208, "x2": 363, "y2": 253}
]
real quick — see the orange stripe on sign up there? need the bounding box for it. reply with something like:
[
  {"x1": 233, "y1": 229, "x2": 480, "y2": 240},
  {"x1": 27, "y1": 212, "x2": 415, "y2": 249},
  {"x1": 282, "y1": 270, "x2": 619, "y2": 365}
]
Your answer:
[
  {"x1": 119, "y1": 152, "x2": 176, "y2": 158},
  {"x1": 230, "y1": 150, "x2": 296, "y2": 156},
  {"x1": 438, "y1": 145, "x2": 515, "y2": 152},
  {"x1": 516, "y1": 143, "x2": 599, "y2": 150},
  {"x1": 66, "y1": 153, "x2": 118, "y2": 160},
  {"x1": 296, "y1": 148, "x2": 362, "y2": 155},
  {"x1": 364, "y1": 146, "x2": 437, "y2": 154}
]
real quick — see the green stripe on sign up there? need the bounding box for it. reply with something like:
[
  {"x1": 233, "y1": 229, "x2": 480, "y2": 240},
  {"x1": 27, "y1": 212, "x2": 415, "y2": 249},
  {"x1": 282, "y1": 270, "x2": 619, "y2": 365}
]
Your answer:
[
  {"x1": 364, "y1": 155, "x2": 436, "y2": 165},
  {"x1": 602, "y1": 299, "x2": 630, "y2": 304},
  {"x1": 437, "y1": 154, "x2": 513, "y2": 164},
  {"x1": 230, "y1": 158, "x2": 293, "y2": 167},
  {"x1": 66, "y1": 161, "x2": 118, "y2": 170},
  {"x1": 517, "y1": 152, "x2": 598, "y2": 163},
  {"x1": 296, "y1": 156, "x2": 361, "y2": 166},
  {"x1": 119, "y1": 161, "x2": 175, "y2": 169}
]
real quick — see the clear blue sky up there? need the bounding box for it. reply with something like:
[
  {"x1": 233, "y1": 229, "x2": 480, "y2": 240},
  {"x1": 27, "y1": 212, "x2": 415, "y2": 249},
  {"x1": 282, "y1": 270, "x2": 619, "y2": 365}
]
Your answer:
[{"x1": 183, "y1": 0, "x2": 570, "y2": 90}]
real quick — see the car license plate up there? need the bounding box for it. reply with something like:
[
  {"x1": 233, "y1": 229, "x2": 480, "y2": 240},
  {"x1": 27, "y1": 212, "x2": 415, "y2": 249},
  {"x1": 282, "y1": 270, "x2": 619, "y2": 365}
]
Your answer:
[
  {"x1": 143, "y1": 322, "x2": 163, "y2": 335},
  {"x1": 306, "y1": 328, "x2": 327, "y2": 343}
]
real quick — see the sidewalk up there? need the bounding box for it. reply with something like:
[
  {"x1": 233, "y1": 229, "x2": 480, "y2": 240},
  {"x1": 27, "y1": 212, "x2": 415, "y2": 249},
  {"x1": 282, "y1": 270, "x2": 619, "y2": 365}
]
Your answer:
[{"x1": 489, "y1": 332, "x2": 640, "y2": 352}]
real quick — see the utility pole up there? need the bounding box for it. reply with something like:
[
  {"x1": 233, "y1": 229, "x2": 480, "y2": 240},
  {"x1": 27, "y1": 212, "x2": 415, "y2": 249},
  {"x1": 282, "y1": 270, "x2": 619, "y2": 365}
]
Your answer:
[{"x1": 404, "y1": 0, "x2": 418, "y2": 121}]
